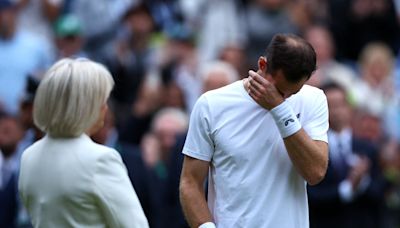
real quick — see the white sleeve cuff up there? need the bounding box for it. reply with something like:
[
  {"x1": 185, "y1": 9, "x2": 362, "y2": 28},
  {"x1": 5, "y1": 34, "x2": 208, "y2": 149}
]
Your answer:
[
  {"x1": 339, "y1": 180, "x2": 354, "y2": 202},
  {"x1": 199, "y1": 222, "x2": 216, "y2": 228}
]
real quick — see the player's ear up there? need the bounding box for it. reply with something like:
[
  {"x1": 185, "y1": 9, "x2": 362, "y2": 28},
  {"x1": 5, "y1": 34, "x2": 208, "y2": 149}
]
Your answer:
[{"x1": 258, "y1": 56, "x2": 267, "y2": 73}]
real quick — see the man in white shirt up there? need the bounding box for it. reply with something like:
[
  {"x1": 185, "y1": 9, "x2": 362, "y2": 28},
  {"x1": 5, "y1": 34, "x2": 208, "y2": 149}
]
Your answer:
[{"x1": 180, "y1": 34, "x2": 329, "y2": 228}]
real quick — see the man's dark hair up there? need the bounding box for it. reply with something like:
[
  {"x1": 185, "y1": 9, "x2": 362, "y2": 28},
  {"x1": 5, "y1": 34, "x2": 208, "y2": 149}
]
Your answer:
[{"x1": 266, "y1": 34, "x2": 316, "y2": 83}]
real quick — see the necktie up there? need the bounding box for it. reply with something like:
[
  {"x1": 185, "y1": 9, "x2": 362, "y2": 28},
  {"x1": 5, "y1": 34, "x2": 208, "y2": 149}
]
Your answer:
[{"x1": 334, "y1": 140, "x2": 348, "y2": 179}]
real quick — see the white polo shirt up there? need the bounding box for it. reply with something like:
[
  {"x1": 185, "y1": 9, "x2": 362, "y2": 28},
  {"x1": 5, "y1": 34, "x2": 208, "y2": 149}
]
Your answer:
[{"x1": 183, "y1": 80, "x2": 328, "y2": 228}]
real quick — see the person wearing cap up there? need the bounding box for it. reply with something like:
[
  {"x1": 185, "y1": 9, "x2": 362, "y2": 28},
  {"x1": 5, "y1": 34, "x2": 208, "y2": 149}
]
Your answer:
[{"x1": 54, "y1": 14, "x2": 87, "y2": 59}]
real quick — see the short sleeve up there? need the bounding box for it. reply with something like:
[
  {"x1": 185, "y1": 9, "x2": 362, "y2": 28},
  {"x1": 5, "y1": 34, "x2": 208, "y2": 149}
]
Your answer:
[
  {"x1": 303, "y1": 90, "x2": 329, "y2": 143},
  {"x1": 182, "y1": 95, "x2": 214, "y2": 161},
  {"x1": 92, "y1": 150, "x2": 149, "y2": 228}
]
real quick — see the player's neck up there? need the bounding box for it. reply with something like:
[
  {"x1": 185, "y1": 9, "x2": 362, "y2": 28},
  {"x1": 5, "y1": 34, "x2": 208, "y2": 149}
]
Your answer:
[{"x1": 243, "y1": 78, "x2": 250, "y2": 92}]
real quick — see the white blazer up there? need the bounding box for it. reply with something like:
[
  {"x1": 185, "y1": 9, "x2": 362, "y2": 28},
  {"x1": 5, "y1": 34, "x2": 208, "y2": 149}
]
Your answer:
[{"x1": 18, "y1": 134, "x2": 149, "y2": 228}]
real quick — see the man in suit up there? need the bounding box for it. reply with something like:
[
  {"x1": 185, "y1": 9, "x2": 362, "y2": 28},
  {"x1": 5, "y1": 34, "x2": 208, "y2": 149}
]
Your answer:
[
  {"x1": 0, "y1": 172, "x2": 18, "y2": 228},
  {"x1": 308, "y1": 82, "x2": 386, "y2": 228},
  {"x1": 0, "y1": 111, "x2": 25, "y2": 227}
]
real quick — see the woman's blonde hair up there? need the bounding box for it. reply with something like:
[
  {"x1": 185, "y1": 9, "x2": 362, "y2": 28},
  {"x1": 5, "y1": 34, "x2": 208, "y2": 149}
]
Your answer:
[{"x1": 33, "y1": 58, "x2": 114, "y2": 138}]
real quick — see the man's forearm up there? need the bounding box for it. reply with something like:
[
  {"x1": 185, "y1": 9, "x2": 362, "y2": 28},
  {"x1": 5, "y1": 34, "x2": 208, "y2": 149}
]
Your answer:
[
  {"x1": 283, "y1": 129, "x2": 328, "y2": 185},
  {"x1": 180, "y1": 180, "x2": 213, "y2": 228}
]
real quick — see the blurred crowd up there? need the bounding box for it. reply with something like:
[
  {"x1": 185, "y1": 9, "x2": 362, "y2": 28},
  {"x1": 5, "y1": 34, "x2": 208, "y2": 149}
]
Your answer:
[{"x1": 1, "y1": 0, "x2": 400, "y2": 227}]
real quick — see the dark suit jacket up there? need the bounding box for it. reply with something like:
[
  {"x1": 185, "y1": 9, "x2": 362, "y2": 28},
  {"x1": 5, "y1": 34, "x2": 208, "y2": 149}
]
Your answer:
[
  {"x1": 0, "y1": 173, "x2": 18, "y2": 228},
  {"x1": 165, "y1": 134, "x2": 189, "y2": 228},
  {"x1": 308, "y1": 136, "x2": 386, "y2": 228},
  {"x1": 118, "y1": 143, "x2": 155, "y2": 227}
]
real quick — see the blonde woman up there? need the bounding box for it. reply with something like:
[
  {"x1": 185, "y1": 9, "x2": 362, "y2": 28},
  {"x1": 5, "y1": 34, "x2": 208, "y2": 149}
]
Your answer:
[{"x1": 18, "y1": 58, "x2": 149, "y2": 228}]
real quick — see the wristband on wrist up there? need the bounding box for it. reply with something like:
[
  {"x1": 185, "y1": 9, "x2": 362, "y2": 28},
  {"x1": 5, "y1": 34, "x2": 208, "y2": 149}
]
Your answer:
[
  {"x1": 198, "y1": 222, "x2": 216, "y2": 228},
  {"x1": 270, "y1": 101, "x2": 301, "y2": 138}
]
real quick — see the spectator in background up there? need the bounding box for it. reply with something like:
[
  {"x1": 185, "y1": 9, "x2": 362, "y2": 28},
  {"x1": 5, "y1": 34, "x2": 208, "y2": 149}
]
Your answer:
[
  {"x1": 351, "y1": 107, "x2": 387, "y2": 146},
  {"x1": 159, "y1": 22, "x2": 200, "y2": 113},
  {"x1": 0, "y1": 0, "x2": 53, "y2": 115},
  {"x1": 105, "y1": 2, "x2": 157, "y2": 129},
  {"x1": 118, "y1": 75, "x2": 162, "y2": 146},
  {"x1": 54, "y1": 14, "x2": 87, "y2": 59},
  {"x1": 18, "y1": 75, "x2": 43, "y2": 151},
  {"x1": 66, "y1": 0, "x2": 136, "y2": 60},
  {"x1": 244, "y1": 0, "x2": 299, "y2": 69},
  {"x1": 180, "y1": 0, "x2": 244, "y2": 64},
  {"x1": 91, "y1": 108, "x2": 119, "y2": 148},
  {"x1": 357, "y1": 42, "x2": 396, "y2": 99},
  {"x1": 304, "y1": 25, "x2": 357, "y2": 89},
  {"x1": 161, "y1": 81, "x2": 186, "y2": 111},
  {"x1": 0, "y1": 115, "x2": 24, "y2": 184},
  {"x1": 308, "y1": 83, "x2": 386, "y2": 228},
  {"x1": 0, "y1": 172, "x2": 17, "y2": 228},
  {"x1": 145, "y1": 0, "x2": 182, "y2": 32},
  {"x1": 200, "y1": 61, "x2": 240, "y2": 92},
  {"x1": 14, "y1": 74, "x2": 43, "y2": 228},
  {"x1": 140, "y1": 107, "x2": 188, "y2": 228},
  {"x1": 351, "y1": 42, "x2": 399, "y2": 141},
  {"x1": 218, "y1": 43, "x2": 247, "y2": 78},
  {"x1": 329, "y1": 0, "x2": 400, "y2": 61},
  {"x1": 287, "y1": 0, "x2": 330, "y2": 29},
  {"x1": 379, "y1": 139, "x2": 400, "y2": 228},
  {"x1": 7, "y1": 75, "x2": 44, "y2": 189},
  {"x1": 17, "y1": 0, "x2": 63, "y2": 54},
  {"x1": 141, "y1": 108, "x2": 188, "y2": 172},
  {"x1": 117, "y1": 23, "x2": 193, "y2": 145}
]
